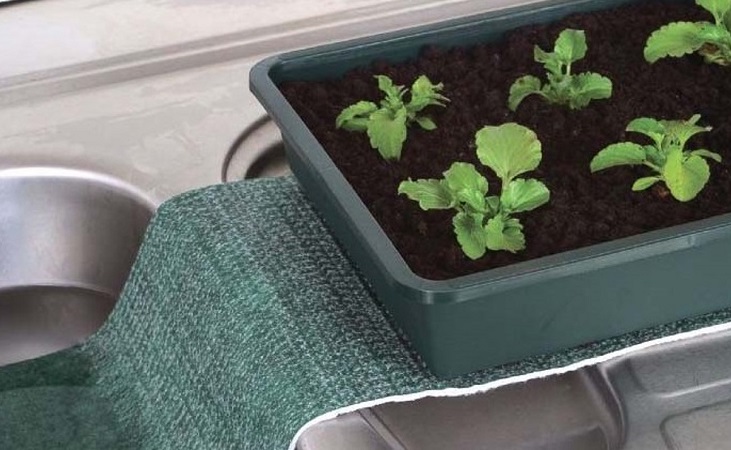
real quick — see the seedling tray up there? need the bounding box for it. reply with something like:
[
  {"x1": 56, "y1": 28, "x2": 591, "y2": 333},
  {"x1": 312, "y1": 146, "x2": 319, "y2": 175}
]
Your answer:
[{"x1": 250, "y1": 0, "x2": 731, "y2": 378}]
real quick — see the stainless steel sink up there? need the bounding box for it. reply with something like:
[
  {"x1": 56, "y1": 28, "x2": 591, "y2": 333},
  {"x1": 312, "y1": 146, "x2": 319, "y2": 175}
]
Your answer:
[
  {"x1": 298, "y1": 367, "x2": 623, "y2": 450},
  {"x1": 0, "y1": 167, "x2": 154, "y2": 366},
  {"x1": 298, "y1": 326, "x2": 731, "y2": 450}
]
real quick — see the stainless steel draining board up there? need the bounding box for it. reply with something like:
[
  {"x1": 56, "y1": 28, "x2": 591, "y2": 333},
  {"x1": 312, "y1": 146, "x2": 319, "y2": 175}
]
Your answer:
[{"x1": 299, "y1": 327, "x2": 731, "y2": 450}]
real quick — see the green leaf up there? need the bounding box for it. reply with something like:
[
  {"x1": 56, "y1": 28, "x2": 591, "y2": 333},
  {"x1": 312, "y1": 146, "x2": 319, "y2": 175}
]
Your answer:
[
  {"x1": 367, "y1": 108, "x2": 408, "y2": 160},
  {"x1": 533, "y1": 46, "x2": 553, "y2": 63},
  {"x1": 485, "y1": 195, "x2": 501, "y2": 215},
  {"x1": 443, "y1": 162, "x2": 489, "y2": 212},
  {"x1": 627, "y1": 117, "x2": 666, "y2": 147},
  {"x1": 691, "y1": 149, "x2": 723, "y2": 162},
  {"x1": 408, "y1": 75, "x2": 448, "y2": 112},
  {"x1": 554, "y1": 28, "x2": 587, "y2": 63},
  {"x1": 644, "y1": 145, "x2": 666, "y2": 167},
  {"x1": 410, "y1": 75, "x2": 440, "y2": 96},
  {"x1": 453, "y1": 212, "x2": 487, "y2": 259},
  {"x1": 485, "y1": 216, "x2": 526, "y2": 253},
  {"x1": 375, "y1": 75, "x2": 403, "y2": 98},
  {"x1": 568, "y1": 72, "x2": 613, "y2": 109},
  {"x1": 697, "y1": 22, "x2": 731, "y2": 43},
  {"x1": 501, "y1": 179, "x2": 550, "y2": 213},
  {"x1": 335, "y1": 101, "x2": 378, "y2": 131},
  {"x1": 661, "y1": 114, "x2": 711, "y2": 148},
  {"x1": 663, "y1": 151, "x2": 711, "y2": 201},
  {"x1": 340, "y1": 118, "x2": 370, "y2": 132},
  {"x1": 590, "y1": 142, "x2": 648, "y2": 172},
  {"x1": 398, "y1": 179, "x2": 454, "y2": 210},
  {"x1": 632, "y1": 176, "x2": 661, "y2": 191},
  {"x1": 475, "y1": 123, "x2": 542, "y2": 184},
  {"x1": 534, "y1": 46, "x2": 562, "y2": 76},
  {"x1": 414, "y1": 116, "x2": 437, "y2": 131},
  {"x1": 508, "y1": 75, "x2": 543, "y2": 111},
  {"x1": 697, "y1": 0, "x2": 731, "y2": 24},
  {"x1": 644, "y1": 22, "x2": 705, "y2": 63}
]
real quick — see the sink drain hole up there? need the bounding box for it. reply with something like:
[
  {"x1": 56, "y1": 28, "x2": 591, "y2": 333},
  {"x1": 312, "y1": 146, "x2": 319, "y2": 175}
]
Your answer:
[{"x1": 222, "y1": 115, "x2": 290, "y2": 182}]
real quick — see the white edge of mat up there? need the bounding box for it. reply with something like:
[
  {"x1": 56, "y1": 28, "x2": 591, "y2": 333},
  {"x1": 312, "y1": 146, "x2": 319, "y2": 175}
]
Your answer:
[{"x1": 288, "y1": 319, "x2": 731, "y2": 449}]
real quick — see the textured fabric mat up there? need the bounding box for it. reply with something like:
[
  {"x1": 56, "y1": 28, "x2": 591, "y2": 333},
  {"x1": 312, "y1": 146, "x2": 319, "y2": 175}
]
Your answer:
[{"x1": 3, "y1": 176, "x2": 731, "y2": 449}]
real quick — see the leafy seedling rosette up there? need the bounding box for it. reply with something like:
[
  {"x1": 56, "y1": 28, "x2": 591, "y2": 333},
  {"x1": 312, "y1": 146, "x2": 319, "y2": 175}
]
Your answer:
[{"x1": 251, "y1": 0, "x2": 731, "y2": 378}]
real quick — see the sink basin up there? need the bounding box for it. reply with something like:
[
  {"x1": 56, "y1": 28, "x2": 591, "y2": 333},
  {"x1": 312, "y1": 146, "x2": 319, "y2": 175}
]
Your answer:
[
  {"x1": 298, "y1": 367, "x2": 623, "y2": 450},
  {"x1": 0, "y1": 167, "x2": 154, "y2": 366}
]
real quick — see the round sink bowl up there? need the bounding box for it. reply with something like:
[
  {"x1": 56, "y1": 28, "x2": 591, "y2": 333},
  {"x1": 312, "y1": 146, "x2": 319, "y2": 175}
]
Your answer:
[{"x1": 0, "y1": 167, "x2": 155, "y2": 366}]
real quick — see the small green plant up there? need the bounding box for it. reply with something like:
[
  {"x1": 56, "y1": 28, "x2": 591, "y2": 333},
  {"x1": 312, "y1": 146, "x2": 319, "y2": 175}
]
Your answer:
[
  {"x1": 398, "y1": 123, "x2": 550, "y2": 259},
  {"x1": 335, "y1": 75, "x2": 448, "y2": 161},
  {"x1": 590, "y1": 115, "x2": 721, "y2": 202},
  {"x1": 644, "y1": 0, "x2": 731, "y2": 66},
  {"x1": 508, "y1": 29, "x2": 613, "y2": 111}
]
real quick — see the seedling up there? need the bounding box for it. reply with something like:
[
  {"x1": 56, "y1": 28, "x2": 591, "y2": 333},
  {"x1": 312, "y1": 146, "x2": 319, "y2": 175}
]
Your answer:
[
  {"x1": 336, "y1": 75, "x2": 448, "y2": 161},
  {"x1": 508, "y1": 28, "x2": 613, "y2": 111},
  {"x1": 398, "y1": 123, "x2": 550, "y2": 259},
  {"x1": 590, "y1": 115, "x2": 721, "y2": 202},
  {"x1": 645, "y1": 0, "x2": 731, "y2": 66}
]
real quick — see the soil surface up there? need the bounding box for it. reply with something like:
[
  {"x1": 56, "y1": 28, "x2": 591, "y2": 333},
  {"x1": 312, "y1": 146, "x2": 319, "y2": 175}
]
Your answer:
[{"x1": 280, "y1": 1, "x2": 731, "y2": 280}]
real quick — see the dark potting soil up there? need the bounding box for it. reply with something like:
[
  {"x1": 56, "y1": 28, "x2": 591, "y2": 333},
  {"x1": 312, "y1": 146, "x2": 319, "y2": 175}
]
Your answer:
[{"x1": 280, "y1": 1, "x2": 731, "y2": 280}]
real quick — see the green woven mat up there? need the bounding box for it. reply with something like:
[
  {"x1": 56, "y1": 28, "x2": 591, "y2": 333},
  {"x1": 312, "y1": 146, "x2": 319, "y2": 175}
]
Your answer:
[{"x1": 3, "y1": 176, "x2": 731, "y2": 449}]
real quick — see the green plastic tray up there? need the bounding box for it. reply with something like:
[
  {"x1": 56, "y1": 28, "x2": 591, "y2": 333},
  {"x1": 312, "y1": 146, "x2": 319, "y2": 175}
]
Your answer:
[{"x1": 250, "y1": 0, "x2": 731, "y2": 378}]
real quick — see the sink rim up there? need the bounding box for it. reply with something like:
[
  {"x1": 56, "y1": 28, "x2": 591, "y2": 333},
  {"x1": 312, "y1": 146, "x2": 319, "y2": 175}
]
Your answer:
[{"x1": 0, "y1": 166, "x2": 158, "y2": 211}]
